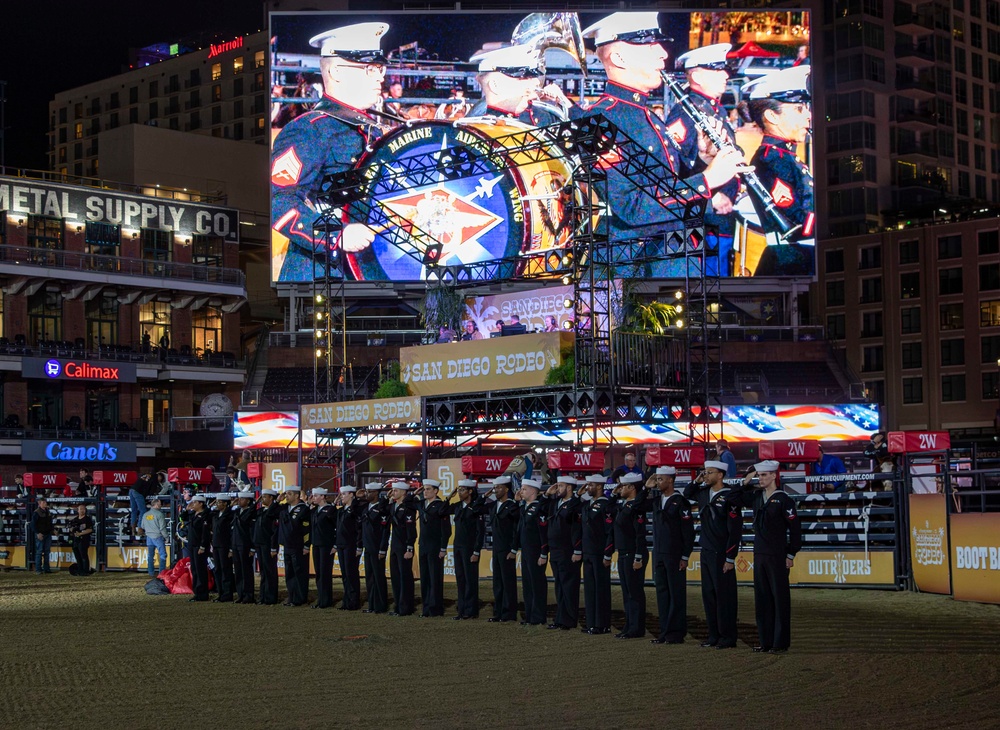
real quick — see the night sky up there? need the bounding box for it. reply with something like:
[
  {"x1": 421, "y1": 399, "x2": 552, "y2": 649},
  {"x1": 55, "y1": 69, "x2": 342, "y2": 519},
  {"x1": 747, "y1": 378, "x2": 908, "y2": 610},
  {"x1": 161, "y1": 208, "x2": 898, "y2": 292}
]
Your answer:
[{"x1": 1, "y1": 0, "x2": 263, "y2": 171}]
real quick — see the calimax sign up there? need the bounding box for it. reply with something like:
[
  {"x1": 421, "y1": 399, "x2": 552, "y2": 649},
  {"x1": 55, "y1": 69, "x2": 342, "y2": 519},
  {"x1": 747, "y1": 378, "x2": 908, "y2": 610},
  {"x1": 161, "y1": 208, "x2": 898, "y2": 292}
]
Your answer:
[{"x1": 22, "y1": 358, "x2": 138, "y2": 383}]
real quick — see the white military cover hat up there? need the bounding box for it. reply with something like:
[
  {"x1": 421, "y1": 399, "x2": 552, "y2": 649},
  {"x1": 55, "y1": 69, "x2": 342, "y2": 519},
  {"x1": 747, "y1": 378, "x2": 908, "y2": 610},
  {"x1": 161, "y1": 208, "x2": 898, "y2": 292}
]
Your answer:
[
  {"x1": 471, "y1": 44, "x2": 542, "y2": 75},
  {"x1": 340, "y1": 486, "x2": 357, "y2": 493},
  {"x1": 309, "y1": 22, "x2": 390, "y2": 63},
  {"x1": 656, "y1": 466, "x2": 677, "y2": 475},
  {"x1": 620, "y1": 472, "x2": 643, "y2": 484},
  {"x1": 743, "y1": 65, "x2": 811, "y2": 102},
  {"x1": 705, "y1": 460, "x2": 730, "y2": 471},
  {"x1": 457, "y1": 479, "x2": 478, "y2": 488},
  {"x1": 585, "y1": 474, "x2": 608, "y2": 484},
  {"x1": 312, "y1": 487, "x2": 329, "y2": 496},
  {"x1": 190, "y1": 494, "x2": 207, "y2": 503},
  {"x1": 364, "y1": 482, "x2": 383, "y2": 491},
  {"x1": 282, "y1": 484, "x2": 302, "y2": 493},
  {"x1": 261, "y1": 489, "x2": 278, "y2": 496},
  {"x1": 492, "y1": 476, "x2": 512, "y2": 485},
  {"x1": 422, "y1": 479, "x2": 441, "y2": 488},
  {"x1": 237, "y1": 490, "x2": 255, "y2": 499},
  {"x1": 676, "y1": 43, "x2": 732, "y2": 71},
  {"x1": 556, "y1": 475, "x2": 579, "y2": 486},
  {"x1": 582, "y1": 12, "x2": 671, "y2": 47},
  {"x1": 521, "y1": 478, "x2": 542, "y2": 489},
  {"x1": 390, "y1": 481, "x2": 410, "y2": 490},
  {"x1": 754, "y1": 460, "x2": 781, "y2": 473}
]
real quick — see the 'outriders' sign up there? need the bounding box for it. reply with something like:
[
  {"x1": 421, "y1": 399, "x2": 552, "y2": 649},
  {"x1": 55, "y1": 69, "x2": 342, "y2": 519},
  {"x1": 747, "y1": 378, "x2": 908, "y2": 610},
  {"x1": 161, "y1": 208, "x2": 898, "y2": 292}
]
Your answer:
[{"x1": 0, "y1": 176, "x2": 239, "y2": 243}]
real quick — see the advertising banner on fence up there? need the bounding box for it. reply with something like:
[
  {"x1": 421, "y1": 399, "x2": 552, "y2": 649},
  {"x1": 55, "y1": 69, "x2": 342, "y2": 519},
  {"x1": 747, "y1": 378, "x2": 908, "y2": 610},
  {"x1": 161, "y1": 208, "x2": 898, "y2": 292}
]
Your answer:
[
  {"x1": 263, "y1": 463, "x2": 299, "y2": 493},
  {"x1": 908, "y1": 493, "x2": 951, "y2": 595},
  {"x1": 425, "y1": 459, "x2": 465, "y2": 499},
  {"x1": 682, "y1": 549, "x2": 895, "y2": 586},
  {"x1": 400, "y1": 331, "x2": 571, "y2": 397},
  {"x1": 950, "y1": 513, "x2": 1000, "y2": 604},
  {"x1": 300, "y1": 396, "x2": 422, "y2": 430},
  {"x1": 106, "y1": 544, "x2": 172, "y2": 571}
]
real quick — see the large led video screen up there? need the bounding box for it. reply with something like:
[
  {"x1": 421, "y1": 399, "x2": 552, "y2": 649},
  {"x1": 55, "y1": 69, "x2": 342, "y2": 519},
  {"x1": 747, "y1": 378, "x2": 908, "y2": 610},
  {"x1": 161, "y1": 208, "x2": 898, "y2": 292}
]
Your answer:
[{"x1": 270, "y1": 10, "x2": 813, "y2": 283}]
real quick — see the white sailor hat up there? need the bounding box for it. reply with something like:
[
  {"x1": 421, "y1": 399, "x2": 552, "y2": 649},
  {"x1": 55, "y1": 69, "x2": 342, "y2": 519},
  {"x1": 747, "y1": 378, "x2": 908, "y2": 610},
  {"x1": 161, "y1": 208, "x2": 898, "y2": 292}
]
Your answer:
[
  {"x1": 676, "y1": 43, "x2": 732, "y2": 71},
  {"x1": 704, "y1": 460, "x2": 729, "y2": 472},
  {"x1": 190, "y1": 494, "x2": 207, "y2": 503},
  {"x1": 309, "y1": 22, "x2": 390, "y2": 64},
  {"x1": 620, "y1": 472, "x2": 643, "y2": 484},
  {"x1": 237, "y1": 491, "x2": 255, "y2": 499},
  {"x1": 390, "y1": 481, "x2": 410, "y2": 491},
  {"x1": 340, "y1": 486, "x2": 357, "y2": 494},
  {"x1": 282, "y1": 484, "x2": 302, "y2": 493},
  {"x1": 364, "y1": 482, "x2": 383, "y2": 491},
  {"x1": 582, "y1": 12, "x2": 671, "y2": 47},
  {"x1": 520, "y1": 478, "x2": 542, "y2": 489},
  {"x1": 492, "y1": 476, "x2": 512, "y2": 486},
  {"x1": 312, "y1": 487, "x2": 329, "y2": 496},
  {"x1": 743, "y1": 65, "x2": 811, "y2": 102},
  {"x1": 216, "y1": 492, "x2": 233, "y2": 500},
  {"x1": 585, "y1": 474, "x2": 608, "y2": 484},
  {"x1": 470, "y1": 44, "x2": 543, "y2": 77},
  {"x1": 422, "y1": 479, "x2": 441, "y2": 489},
  {"x1": 656, "y1": 466, "x2": 677, "y2": 476},
  {"x1": 556, "y1": 475, "x2": 579, "y2": 486},
  {"x1": 261, "y1": 488, "x2": 278, "y2": 496},
  {"x1": 754, "y1": 460, "x2": 780, "y2": 473},
  {"x1": 457, "y1": 479, "x2": 478, "y2": 489}
]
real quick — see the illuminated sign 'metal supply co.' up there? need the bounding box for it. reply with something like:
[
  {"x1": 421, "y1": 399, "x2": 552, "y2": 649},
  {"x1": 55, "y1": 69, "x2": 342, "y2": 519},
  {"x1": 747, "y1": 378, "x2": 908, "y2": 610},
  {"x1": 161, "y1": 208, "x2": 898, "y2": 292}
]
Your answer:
[{"x1": 22, "y1": 358, "x2": 138, "y2": 383}]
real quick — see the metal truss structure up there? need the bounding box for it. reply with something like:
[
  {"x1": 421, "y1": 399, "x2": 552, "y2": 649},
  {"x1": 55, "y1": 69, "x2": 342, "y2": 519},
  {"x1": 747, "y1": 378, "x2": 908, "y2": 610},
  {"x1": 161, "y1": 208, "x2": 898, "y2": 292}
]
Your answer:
[{"x1": 309, "y1": 113, "x2": 723, "y2": 451}]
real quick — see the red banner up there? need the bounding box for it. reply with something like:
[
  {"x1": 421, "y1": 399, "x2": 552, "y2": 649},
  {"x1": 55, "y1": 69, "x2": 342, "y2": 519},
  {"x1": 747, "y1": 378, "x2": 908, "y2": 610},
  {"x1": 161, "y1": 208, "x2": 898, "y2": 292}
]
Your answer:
[
  {"x1": 460, "y1": 455, "x2": 514, "y2": 476},
  {"x1": 645, "y1": 445, "x2": 706, "y2": 467},
  {"x1": 758, "y1": 440, "x2": 821, "y2": 462},
  {"x1": 167, "y1": 467, "x2": 215, "y2": 484},
  {"x1": 91, "y1": 471, "x2": 138, "y2": 487},
  {"x1": 546, "y1": 451, "x2": 605, "y2": 472},
  {"x1": 246, "y1": 462, "x2": 264, "y2": 479},
  {"x1": 23, "y1": 473, "x2": 68, "y2": 488},
  {"x1": 887, "y1": 431, "x2": 951, "y2": 454}
]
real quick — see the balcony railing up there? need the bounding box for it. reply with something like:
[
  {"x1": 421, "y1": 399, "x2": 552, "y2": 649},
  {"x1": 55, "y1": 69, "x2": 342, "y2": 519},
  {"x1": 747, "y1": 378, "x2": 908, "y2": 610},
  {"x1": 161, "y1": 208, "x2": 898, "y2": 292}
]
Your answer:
[{"x1": 0, "y1": 245, "x2": 245, "y2": 287}]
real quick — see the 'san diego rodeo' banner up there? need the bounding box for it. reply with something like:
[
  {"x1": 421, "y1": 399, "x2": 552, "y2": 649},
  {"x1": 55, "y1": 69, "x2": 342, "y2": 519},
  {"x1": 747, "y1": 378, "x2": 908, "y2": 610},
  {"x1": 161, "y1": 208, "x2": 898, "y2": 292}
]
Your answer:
[
  {"x1": 908, "y1": 493, "x2": 951, "y2": 595},
  {"x1": 300, "y1": 396, "x2": 422, "y2": 430},
  {"x1": 950, "y1": 513, "x2": 1000, "y2": 604},
  {"x1": 0, "y1": 175, "x2": 239, "y2": 243},
  {"x1": 401, "y1": 331, "x2": 572, "y2": 397}
]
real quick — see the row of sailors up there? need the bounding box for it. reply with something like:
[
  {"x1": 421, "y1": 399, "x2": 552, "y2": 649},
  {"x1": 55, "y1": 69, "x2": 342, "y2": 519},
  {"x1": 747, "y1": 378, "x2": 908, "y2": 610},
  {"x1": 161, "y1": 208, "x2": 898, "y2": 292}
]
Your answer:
[{"x1": 183, "y1": 459, "x2": 800, "y2": 653}]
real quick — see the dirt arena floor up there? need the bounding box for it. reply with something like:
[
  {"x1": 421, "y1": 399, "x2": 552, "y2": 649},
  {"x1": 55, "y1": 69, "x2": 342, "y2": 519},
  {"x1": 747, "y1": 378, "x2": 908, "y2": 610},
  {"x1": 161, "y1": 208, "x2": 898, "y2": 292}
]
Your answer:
[{"x1": 1, "y1": 570, "x2": 998, "y2": 729}]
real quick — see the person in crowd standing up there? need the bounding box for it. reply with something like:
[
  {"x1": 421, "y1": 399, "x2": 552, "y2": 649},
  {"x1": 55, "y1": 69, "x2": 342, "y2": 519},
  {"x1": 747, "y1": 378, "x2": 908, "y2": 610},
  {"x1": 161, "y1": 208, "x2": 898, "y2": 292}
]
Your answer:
[
  {"x1": 638, "y1": 466, "x2": 695, "y2": 645},
  {"x1": 253, "y1": 488, "x2": 281, "y2": 605},
  {"x1": 186, "y1": 495, "x2": 212, "y2": 602},
  {"x1": 387, "y1": 481, "x2": 417, "y2": 616},
  {"x1": 68, "y1": 503, "x2": 95, "y2": 576},
  {"x1": 685, "y1": 460, "x2": 743, "y2": 649},
  {"x1": 231, "y1": 489, "x2": 257, "y2": 604},
  {"x1": 139, "y1": 497, "x2": 169, "y2": 577},
  {"x1": 449, "y1": 479, "x2": 485, "y2": 620},
  {"x1": 360, "y1": 482, "x2": 391, "y2": 614},
  {"x1": 545, "y1": 475, "x2": 583, "y2": 630},
  {"x1": 610, "y1": 472, "x2": 648, "y2": 639},
  {"x1": 414, "y1": 478, "x2": 451, "y2": 617},
  {"x1": 278, "y1": 485, "x2": 311, "y2": 607},
  {"x1": 211, "y1": 494, "x2": 235, "y2": 603},
  {"x1": 334, "y1": 486, "x2": 363, "y2": 610},
  {"x1": 813, "y1": 443, "x2": 848, "y2": 492},
  {"x1": 733, "y1": 460, "x2": 802, "y2": 654},
  {"x1": 716, "y1": 439, "x2": 738, "y2": 478},
  {"x1": 579, "y1": 474, "x2": 614, "y2": 635},
  {"x1": 32, "y1": 497, "x2": 54, "y2": 574},
  {"x1": 478, "y1": 475, "x2": 520, "y2": 623},
  {"x1": 609, "y1": 452, "x2": 644, "y2": 483},
  {"x1": 514, "y1": 477, "x2": 549, "y2": 626},
  {"x1": 309, "y1": 487, "x2": 337, "y2": 609}
]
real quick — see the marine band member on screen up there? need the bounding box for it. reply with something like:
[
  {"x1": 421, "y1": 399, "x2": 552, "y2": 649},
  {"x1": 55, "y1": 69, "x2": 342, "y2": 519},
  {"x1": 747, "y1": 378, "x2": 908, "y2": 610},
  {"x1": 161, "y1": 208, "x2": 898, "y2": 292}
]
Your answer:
[
  {"x1": 664, "y1": 43, "x2": 739, "y2": 277},
  {"x1": 576, "y1": 12, "x2": 745, "y2": 274},
  {"x1": 270, "y1": 22, "x2": 388, "y2": 282},
  {"x1": 739, "y1": 65, "x2": 815, "y2": 277},
  {"x1": 467, "y1": 44, "x2": 572, "y2": 125}
]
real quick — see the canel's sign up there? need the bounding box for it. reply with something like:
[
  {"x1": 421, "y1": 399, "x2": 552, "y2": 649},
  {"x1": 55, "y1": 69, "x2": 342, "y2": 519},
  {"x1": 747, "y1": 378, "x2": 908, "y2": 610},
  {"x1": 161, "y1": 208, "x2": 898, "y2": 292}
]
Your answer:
[{"x1": 22, "y1": 441, "x2": 138, "y2": 463}]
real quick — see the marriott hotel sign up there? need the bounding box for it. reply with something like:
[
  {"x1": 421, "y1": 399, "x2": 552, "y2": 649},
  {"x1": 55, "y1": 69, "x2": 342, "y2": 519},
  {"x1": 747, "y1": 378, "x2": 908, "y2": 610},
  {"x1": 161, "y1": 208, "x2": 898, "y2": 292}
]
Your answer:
[
  {"x1": 0, "y1": 176, "x2": 239, "y2": 243},
  {"x1": 23, "y1": 358, "x2": 138, "y2": 383}
]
